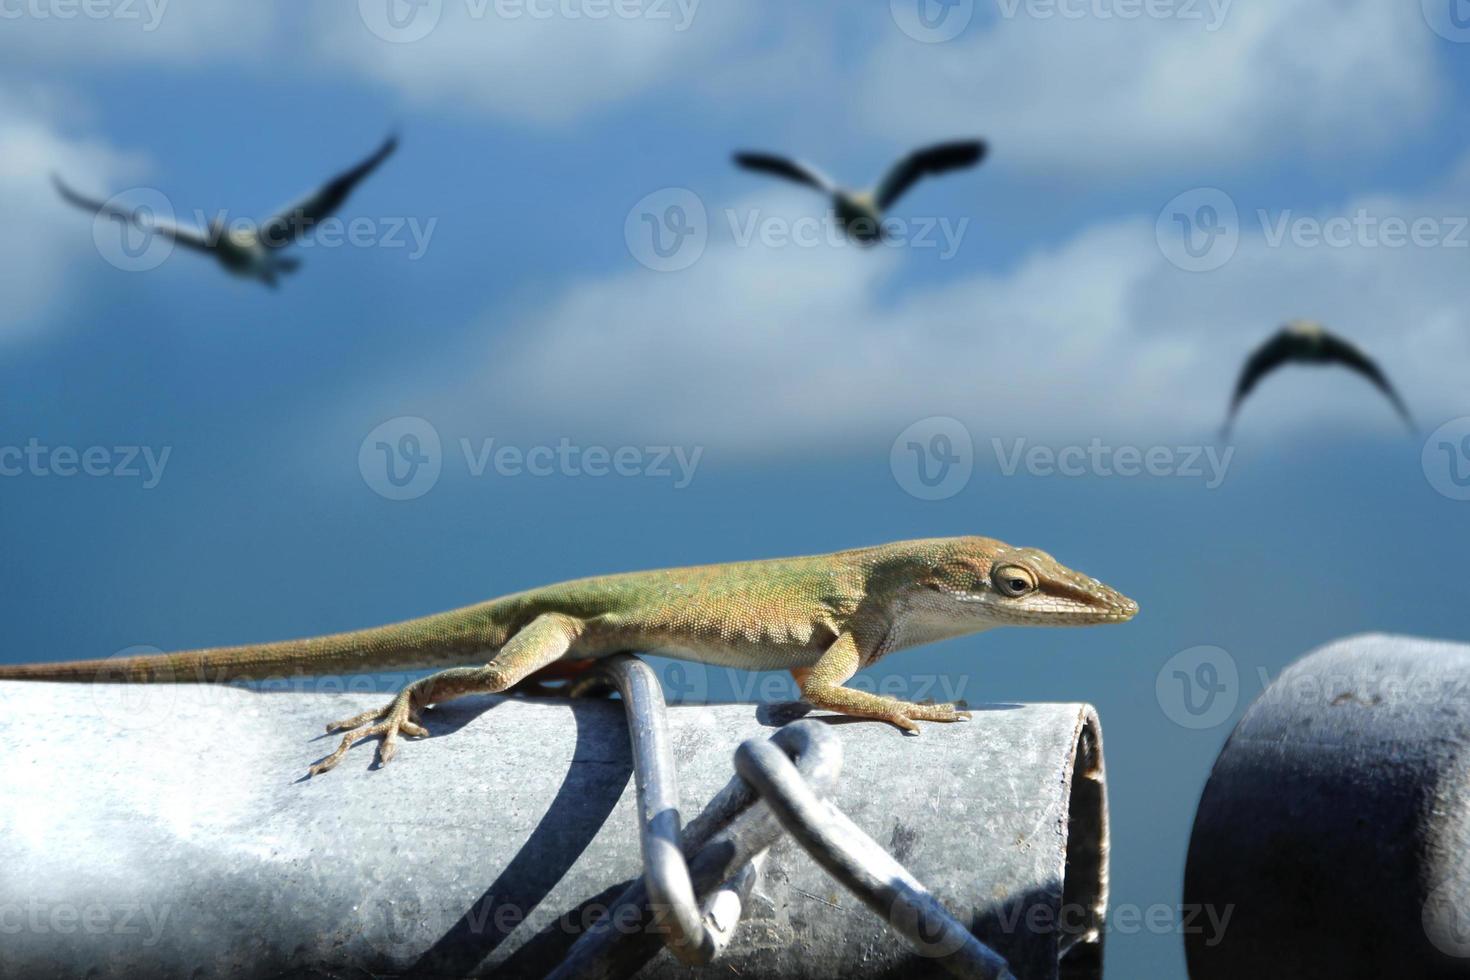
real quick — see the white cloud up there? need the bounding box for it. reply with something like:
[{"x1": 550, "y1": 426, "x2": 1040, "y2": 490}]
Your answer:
[
  {"x1": 0, "y1": 3, "x2": 274, "y2": 65},
  {"x1": 309, "y1": 0, "x2": 751, "y2": 125},
  {"x1": 860, "y1": 0, "x2": 1439, "y2": 176},
  {"x1": 0, "y1": 92, "x2": 147, "y2": 339},
  {"x1": 378, "y1": 164, "x2": 1470, "y2": 455}
]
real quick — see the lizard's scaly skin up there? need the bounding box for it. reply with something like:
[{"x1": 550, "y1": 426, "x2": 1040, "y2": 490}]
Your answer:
[{"x1": 0, "y1": 537, "x2": 1137, "y2": 774}]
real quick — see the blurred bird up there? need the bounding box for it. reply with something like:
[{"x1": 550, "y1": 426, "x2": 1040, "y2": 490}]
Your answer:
[
  {"x1": 733, "y1": 140, "x2": 986, "y2": 244},
  {"x1": 1222, "y1": 320, "x2": 1414, "y2": 439},
  {"x1": 53, "y1": 133, "x2": 398, "y2": 288}
]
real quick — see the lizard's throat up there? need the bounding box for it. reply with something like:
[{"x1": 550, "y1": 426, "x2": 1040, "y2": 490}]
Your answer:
[{"x1": 885, "y1": 607, "x2": 995, "y2": 653}]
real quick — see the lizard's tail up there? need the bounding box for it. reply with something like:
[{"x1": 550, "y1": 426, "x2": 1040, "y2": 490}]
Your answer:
[
  {"x1": 0, "y1": 600, "x2": 518, "y2": 684},
  {"x1": 0, "y1": 651, "x2": 215, "y2": 683}
]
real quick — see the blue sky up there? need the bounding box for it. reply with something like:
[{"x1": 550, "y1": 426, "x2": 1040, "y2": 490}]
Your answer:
[{"x1": 4, "y1": 1, "x2": 1470, "y2": 975}]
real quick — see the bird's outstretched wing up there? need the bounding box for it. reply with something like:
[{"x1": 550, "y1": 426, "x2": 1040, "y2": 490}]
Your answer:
[
  {"x1": 259, "y1": 134, "x2": 398, "y2": 249},
  {"x1": 1222, "y1": 331, "x2": 1296, "y2": 439},
  {"x1": 732, "y1": 152, "x2": 836, "y2": 194},
  {"x1": 52, "y1": 174, "x2": 213, "y2": 253},
  {"x1": 1319, "y1": 333, "x2": 1415, "y2": 432},
  {"x1": 1223, "y1": 327, "x2": 1417, "y2": 438},
  {"x1": 874, "y1": 139, "x2": 986, "y2": 211}
]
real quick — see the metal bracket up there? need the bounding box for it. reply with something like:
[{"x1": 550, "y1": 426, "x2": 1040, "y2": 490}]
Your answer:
[
  {"x1": 554, "y1": 653, "x2": 1016, "y2": 980},
  {"x1": 736, "y1": 736, "x2": 1016, "y2": 980}
]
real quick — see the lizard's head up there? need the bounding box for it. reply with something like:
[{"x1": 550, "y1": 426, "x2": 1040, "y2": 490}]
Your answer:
[{"x1": 896, "y1": 537, "x2": 1139, "y2": 628}]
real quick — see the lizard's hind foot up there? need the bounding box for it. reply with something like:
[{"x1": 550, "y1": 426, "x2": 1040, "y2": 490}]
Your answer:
[{"x1": 309, "y1": 692, "x2": 428, "y2": 777}]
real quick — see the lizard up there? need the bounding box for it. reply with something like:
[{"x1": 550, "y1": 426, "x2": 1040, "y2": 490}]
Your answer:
[{"x1": 0, "y1": 536, "x2": 1137, "y2": 776}]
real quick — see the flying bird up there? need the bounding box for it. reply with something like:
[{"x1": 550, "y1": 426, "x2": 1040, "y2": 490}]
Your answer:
[
  {"x1": 1222, "y1": 320, "x2": 1414, "y2": 439},
  {"x1": 53, "y1": 134, "x2": 398, "y2": 288},
  {"x1": 733, "y1": 139, "x2": 986, "y2": 245}
]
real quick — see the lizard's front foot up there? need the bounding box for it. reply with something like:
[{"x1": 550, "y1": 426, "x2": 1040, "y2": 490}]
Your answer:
[
  {"x1": 309, "y1": 690, "x2": 429, "y2": 776},
  {"x1": 882, "y1": 700, "x2": 972, "y2": 735}
]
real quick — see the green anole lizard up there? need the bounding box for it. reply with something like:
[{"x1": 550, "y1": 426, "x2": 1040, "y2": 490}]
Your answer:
[{"x1": 0, "y1": 537, "x2": 1137, "y2": 776}]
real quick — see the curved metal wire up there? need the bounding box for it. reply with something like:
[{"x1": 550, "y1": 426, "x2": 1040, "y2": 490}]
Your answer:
[
  {"x1": 736, "y1": 735, "x2": 1017, "y2": 980},
  {"x1": 557, "y1": 653, "x2": 1016, "y2": 980}
]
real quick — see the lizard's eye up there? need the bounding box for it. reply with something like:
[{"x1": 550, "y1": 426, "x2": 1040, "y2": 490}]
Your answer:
[{"x1": 991, "y1": 564, "x2": 1037, "y2": 598}]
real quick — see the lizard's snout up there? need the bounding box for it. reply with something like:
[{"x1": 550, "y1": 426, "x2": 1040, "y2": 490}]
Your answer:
[{"x1": 1090, "y1": 581, "x2": 1138, "y2": 621}]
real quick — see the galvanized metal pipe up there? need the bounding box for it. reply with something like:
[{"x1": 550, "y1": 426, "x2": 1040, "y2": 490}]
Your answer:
[
  {"x1": 0, "y1": 682, "x2": 1108, "y2": 978},
  {"x1": 1184, "y1": 633, "x2": 1470, "y2": 979},
  {"x1": 734, "y1": 734, "x2": 1016, "y2": 980},
  {"x1": 549, "y1": 719, "x2": 844, "y2": 980}
]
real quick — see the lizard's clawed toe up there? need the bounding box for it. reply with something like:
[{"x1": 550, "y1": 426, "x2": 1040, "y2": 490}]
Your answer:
[
  {"x1": 886, "y1": 714, "x2": 923, "y2": 735},
  {"x1": 879, "y1": 700, "x2": 972, "y2": 733},
  {"x1": 903, "y1": 701, "x2": 969, "y2": 722},
  {"x1": 324, "y1": 706, "x2": 379, "y2": 734},
  {"x1": 308, "y1": 693, "x2": 426, "y2": 777}
]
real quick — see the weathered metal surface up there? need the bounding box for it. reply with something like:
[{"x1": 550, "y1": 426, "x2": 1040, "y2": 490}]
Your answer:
[
  {"x1": 549, "y1": 718, "x2": 845, "y2": 980},
  {"x1": 1184, "y1": 633, "x2": 1470, "y2": 979},
  {"x1": 733, "y1": 734, "x2": 1016, "y2": 980},
  {"x1": 567, "y1": 655, "x2": 1011, "y2": 979},
  {"x1": 0, "y1": 681, "x2": 1107, "y2": 978}
]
